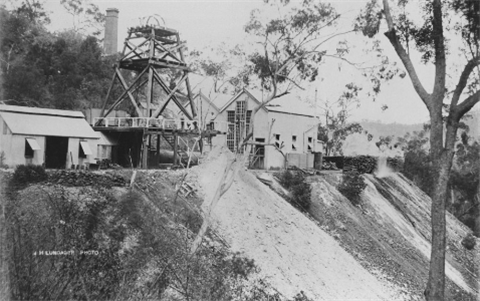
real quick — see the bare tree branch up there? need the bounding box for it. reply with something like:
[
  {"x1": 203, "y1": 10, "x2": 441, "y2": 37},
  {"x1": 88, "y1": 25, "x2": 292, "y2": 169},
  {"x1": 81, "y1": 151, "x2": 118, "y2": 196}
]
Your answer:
[
  {"x1": 382, "y1": 0, "x2": 431, "y2": 108},
  {"x1": 454, "y1": 90, "x2": 480, "y2": 120},
  {"x1": 452, "y1": 56, "x2": 480, "y2": 108}
]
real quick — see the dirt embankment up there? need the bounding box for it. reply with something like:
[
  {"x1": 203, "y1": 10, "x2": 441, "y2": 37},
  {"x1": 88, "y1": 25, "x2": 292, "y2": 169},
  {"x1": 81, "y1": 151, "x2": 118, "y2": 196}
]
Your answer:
[
  {"x1": 190, "y1": 147, "x2": 411, "y2": 300},
  {"x1": 309, "y1": 172, "x2": 479, "y2": 301}
]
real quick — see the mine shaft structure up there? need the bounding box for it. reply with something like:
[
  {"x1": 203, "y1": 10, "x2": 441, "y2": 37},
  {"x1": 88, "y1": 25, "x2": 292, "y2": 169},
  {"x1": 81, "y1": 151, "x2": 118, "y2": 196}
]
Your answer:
[{"x1": 95, "y1": 21, "x2": 200, "y2": 168}]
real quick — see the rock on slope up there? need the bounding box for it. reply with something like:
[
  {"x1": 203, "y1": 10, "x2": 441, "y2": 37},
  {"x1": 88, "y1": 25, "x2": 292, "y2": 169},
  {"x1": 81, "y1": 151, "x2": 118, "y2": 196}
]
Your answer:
[{"x1": 192, "y1": 147, "x2": 410, "y2": 300}]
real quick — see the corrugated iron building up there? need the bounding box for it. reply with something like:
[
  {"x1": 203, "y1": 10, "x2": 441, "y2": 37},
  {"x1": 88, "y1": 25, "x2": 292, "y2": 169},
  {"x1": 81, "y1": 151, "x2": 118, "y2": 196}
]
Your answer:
[{"x1": 0, "y1": 105, "x2": 100, "y2": 168}]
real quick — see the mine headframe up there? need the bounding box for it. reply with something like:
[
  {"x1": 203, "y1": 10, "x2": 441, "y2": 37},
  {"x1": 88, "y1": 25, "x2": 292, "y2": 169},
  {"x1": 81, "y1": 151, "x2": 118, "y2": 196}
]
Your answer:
[{"x1": 99, "y1": 23, "x2": 197, "y2": 121}]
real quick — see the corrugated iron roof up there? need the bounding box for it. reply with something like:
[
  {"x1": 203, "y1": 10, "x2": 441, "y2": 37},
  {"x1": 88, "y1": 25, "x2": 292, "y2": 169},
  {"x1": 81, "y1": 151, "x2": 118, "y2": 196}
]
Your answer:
[
  {"x1": 0, "y1": 105, "x2": 99, "y2": 139},
  {"x1": 0, "y1": 104, "x2": 85, "y2": 118}
]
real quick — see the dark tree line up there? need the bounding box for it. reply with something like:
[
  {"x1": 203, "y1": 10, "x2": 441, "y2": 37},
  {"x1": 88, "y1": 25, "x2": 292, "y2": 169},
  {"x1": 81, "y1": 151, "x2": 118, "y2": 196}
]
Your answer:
[{"x1": 0, "y1": 1, "x2": 114, "y2": 110}]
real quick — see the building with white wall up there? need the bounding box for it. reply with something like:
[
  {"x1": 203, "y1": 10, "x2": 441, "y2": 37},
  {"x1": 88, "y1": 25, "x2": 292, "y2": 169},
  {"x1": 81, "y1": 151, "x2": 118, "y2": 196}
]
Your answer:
[
  {"x1": 187, "y1": 89, "x2": 322, "y2": 169},
  {"x1": 0, "y1": 105, "x2": 100, "y2": 168}
]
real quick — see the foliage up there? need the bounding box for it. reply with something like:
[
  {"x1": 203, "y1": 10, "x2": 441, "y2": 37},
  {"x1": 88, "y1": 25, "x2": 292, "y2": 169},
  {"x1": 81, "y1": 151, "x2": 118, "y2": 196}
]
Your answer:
[
  {"x1": 319, "y1": 122, "x2": 364, "y2": 156},
  {"x1": 60, "y1": 0, "x2": 105, "y2": 36},
  {"x1": 316, "y1": 82, "x2": 365, "y2": 156},
  {"x1": 358, "y1": 0, "x2": 480, "y2": 301},
  {"x1": 342, "y1": 155, "x2": 403, "y2": 174},
  {"x1": 461, "y1": 233, "x2": 476, "y2": 250},
  {"x1": 0, "y1": 5, "x2": 115, "y2": 110},
  {"x1": 6, "y1": 185, "x2": 121, "y2": 300},
  {"x1": 46, "y1": 169, "x2": 126, "y2": 188},
  {"x1": 277, "y1": 170, "x2": 312, "y2": 212},
  {"x1": 338, "y1": 170, "x2": 367, "y2": 206},
  {"x1": 386, "y1": 157, "x2": 403, "y2": 172},
  {"x1": 5, "y1": 175, "x2": 294, "y2": 301},
  {"x1": 245, "y1": 2, "x2": 340, "y2": 95},
  {"x1": 448, "y1": 132, "x2": 480, "y2": 235},
  {"x1": 399, "y1": 130, "x2": 435, "y2": 197},
  {"x1": 343, "y1": 156, "x2": 377, "y2": 174},
  {"x1": 9, "y1": 164, "x2": 47, "y2": 190},
  {"x1": 189, "y1": 44, "x2": 252, "y2": 95}
]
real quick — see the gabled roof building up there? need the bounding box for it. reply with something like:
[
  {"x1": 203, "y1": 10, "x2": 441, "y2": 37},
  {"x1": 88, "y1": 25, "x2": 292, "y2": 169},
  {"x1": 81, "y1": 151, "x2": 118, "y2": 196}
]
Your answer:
[
  {"x1": 186, "y1": 89, "x2": 323, "y2": 169},
  {"x1": 0, "y1": 104, "x2": 100, "y2": 169}
]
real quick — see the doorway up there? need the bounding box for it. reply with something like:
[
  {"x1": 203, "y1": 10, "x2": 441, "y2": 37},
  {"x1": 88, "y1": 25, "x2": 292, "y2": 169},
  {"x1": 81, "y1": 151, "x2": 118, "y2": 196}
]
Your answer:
[
  {"x1": 250, "y1": 138, "x2": 265, "y2": 169},
  {"x1": 45, "y1": 136, "x2": 69, "y2": 169}
]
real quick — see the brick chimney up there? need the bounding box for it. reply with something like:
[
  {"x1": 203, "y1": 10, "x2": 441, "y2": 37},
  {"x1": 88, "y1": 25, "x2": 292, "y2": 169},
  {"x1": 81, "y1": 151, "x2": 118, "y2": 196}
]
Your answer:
[{"x1": 104, "y1": 8, "x2": 119, "y2": 55}]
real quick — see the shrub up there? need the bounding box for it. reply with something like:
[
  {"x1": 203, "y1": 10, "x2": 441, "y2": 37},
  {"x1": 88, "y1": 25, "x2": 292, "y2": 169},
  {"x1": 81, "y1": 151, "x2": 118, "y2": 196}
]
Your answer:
[
  {"x1": 343, "y1": 156, "x2": 377, "y2": 174},
  {"x1": 8, "y1": 165, "x2": 48, "y2": 197},
  {"x1": 338, "y1": 170, "x2": 367, "y2": 206},
  {"x1": 278, "y1": 170, "x2": 311, "y2": 212},
  {"x1": 343, "y1": 156, "x2": 404, "y2": 174},
  {"x1": 461, "y1": 233, "x2": 476, "y2": 250},
  {"x1": 387, "y1": 157, "x2": 403, "y2": 172}
]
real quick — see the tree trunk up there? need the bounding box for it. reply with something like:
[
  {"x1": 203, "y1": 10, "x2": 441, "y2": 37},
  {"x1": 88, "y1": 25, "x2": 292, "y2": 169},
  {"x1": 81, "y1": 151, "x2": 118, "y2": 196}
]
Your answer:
[
  {"x1": 425, "y1": 158, "x2": 449, "y2": 300},
  {"x1": 425, "y1": 116, "x2": 457, "y2": 301}
]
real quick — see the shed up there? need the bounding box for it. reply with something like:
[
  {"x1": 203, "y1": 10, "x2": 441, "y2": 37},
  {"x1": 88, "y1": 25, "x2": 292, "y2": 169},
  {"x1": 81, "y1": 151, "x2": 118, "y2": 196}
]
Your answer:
[{"x1": 0, "y1": 104, "x2": 100, "y2": 168}]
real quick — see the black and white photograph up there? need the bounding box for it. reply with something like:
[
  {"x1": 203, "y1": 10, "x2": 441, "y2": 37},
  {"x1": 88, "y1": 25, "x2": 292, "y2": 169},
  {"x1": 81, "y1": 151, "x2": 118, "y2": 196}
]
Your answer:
[{"x1": 0, "y1": 0, "x2": 479, "y2": 300}]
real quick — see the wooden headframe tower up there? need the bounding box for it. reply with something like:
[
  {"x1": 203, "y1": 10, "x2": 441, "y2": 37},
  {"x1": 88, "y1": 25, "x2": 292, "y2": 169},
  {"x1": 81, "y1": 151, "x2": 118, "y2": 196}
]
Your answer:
[
  {"x1": 100, "y1": 23, "x2": 196, "y2": 120},
  {"x1": 96, "y1": 21, "x2": 200, "y2": 169}
]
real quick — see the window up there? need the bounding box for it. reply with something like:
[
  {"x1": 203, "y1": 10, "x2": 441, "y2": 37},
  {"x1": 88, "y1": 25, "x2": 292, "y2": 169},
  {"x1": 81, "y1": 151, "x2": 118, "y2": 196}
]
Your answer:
[
  {"x1": 245, "y1": 110, "x2": 252, "y2": 135},
  {"x1": 307, "y1": 136, "x2": 313, "y2": 152},
  {"x1": 227, "y1": 111, "x2": 236, "y2": 152},
  {"x1": 274, "y1": 134, "x2": 281, "y2": 148},
  {"x1": 292, "y1": 135, "x2": 297, "y2": 151},
  {"x1": 25, "y1": 138, "x2": 40, "y2": 158},
  {"x1": 227, "y1": 111, "x2": 235, "y2": 123},
  {"x1": 226, "y1": 101, "x2": 251, "y2": 153}
]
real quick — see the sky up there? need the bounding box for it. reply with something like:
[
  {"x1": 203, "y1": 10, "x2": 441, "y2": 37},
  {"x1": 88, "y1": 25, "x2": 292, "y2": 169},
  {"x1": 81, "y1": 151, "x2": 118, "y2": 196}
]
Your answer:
[{"x1": 39, "y1": 0, "x2": 433, "y2": 125}]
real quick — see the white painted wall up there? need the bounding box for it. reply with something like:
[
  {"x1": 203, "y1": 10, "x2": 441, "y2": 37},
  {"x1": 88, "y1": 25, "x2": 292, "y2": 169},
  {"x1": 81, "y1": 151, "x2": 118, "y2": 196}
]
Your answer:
[
  {"x1": 264, "y1": 111, "x2": 318, "y2": 169},
  {"x1": 196, "y1": 92, "x2": 320, "y2": 169},
  {"x1": 0, "y1": 133, "x2": 45, "y2": 167},
  {"x1": 67, "y1": 138, "x2": 98, "y2": 168},
  {"x1": 0, "y1": 115, "x2": 98, "y2": 168}
]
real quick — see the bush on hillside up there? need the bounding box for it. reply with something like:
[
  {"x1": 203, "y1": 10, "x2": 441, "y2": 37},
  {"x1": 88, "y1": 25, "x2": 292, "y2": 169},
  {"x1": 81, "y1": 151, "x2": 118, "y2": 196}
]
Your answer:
[
  {"x1": 8, "y1": 165, "x2": 47, "y2": 198},
  {"x1": 343, "y1": 156, "x2": 404, "y2": 174},
  {"x1": 343, "y1": 156, "x2": 377, "y2": 174},
  {"x1": 338, "y1": 170, "x2": 367, "y2": 206},
  {"x1": 461, "y1": 233, "x2": 476, "y2": 250},
  {"x1": 11, "y1": 164, "x2": 48, "y2": 186},
  {"x1": 277, "y1": 170, "x2": 311, "y2": 212},
  {"x1": 387, "y1": 157, "x2": 404, "y2": 172}
]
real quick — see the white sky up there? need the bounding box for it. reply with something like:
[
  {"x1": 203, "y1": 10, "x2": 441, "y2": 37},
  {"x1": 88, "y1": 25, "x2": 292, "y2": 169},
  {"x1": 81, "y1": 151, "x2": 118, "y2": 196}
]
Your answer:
[{"x1": 40, "y1": 0, "x2": 433, "y2": 125}]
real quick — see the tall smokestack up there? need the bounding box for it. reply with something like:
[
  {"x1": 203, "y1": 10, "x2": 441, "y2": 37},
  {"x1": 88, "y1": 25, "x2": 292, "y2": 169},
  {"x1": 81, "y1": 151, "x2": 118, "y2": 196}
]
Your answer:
[{"x1": 104, "y1": 8, "x2": 119, "y2": 55}]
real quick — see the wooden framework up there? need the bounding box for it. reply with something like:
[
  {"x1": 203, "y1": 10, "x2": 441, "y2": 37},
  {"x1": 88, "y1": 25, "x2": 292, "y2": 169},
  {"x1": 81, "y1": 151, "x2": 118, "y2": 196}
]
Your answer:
[
  {"x1": 99, "y1": 24, "x2": 196, "y2": 121},
  {"x1": 97, "y1": 23, "x2": 199, "y2": 168}
]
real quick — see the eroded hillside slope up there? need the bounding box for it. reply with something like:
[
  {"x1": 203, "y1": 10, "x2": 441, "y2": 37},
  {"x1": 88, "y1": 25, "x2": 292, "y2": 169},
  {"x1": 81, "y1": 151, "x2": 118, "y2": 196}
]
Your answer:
[
  {"x1": 310, "y1": 172, "x2": 479, "y2": 300},
  {"x1": 192, "y1": 147, "x2": 479, "y2": 300},
  {"x1": 191, "y1": 147, "x2": 412, "y2": 300}
]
